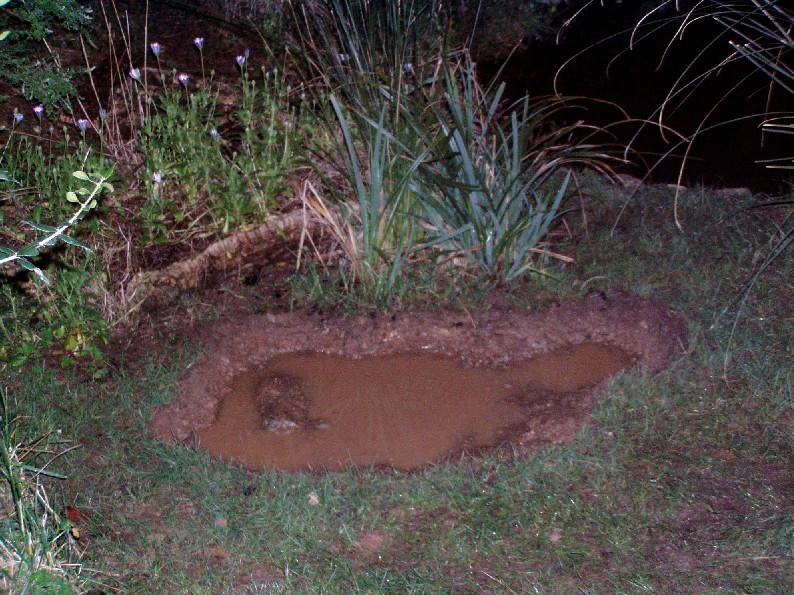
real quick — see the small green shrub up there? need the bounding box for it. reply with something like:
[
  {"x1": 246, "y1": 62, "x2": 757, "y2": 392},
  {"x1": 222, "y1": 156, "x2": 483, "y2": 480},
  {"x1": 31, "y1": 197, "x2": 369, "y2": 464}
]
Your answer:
[{"x1": 1, "y1": 266, "x2": 109, "y2": 370}]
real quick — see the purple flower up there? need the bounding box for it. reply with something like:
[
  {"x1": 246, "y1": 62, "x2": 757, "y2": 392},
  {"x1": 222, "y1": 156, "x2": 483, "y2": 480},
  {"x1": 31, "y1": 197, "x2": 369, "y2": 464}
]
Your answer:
[
  {"x1": 33, "y1": 105, "x2": 44, "y2": 118},
  {"x1": 14, "y1": 112, "x2": 23, "y2": 123},
  {"x1": 152, "y1": 171, "x2": 163, "y2": 184},
  {"x1": 244, "y1": 48, "x2": 250, "y2": 59},
  {"x1": 129, "y1": 68, "x2": 142, "y2": 81},
  {"x1": 177, "y1": 73, "x2": 190, "y2": 86},
  {"x1": 98, "y1": 108, "x2": 107, "y2": 120},
  {"x1": 194, "y1": 37, "x2": 204, "y2": 50},
  {"x1": 209, "y1": 128, "x2": 219, "y2": 139},
  {"x1": 150, "y1": 42, "x2": 161, "y2": 57},
  {"x1": 235, "y1": 55, "x2": 246, "y2": 67},
  {"x1": 76, "y1": 119, "x2": 89, "y2": 132}
]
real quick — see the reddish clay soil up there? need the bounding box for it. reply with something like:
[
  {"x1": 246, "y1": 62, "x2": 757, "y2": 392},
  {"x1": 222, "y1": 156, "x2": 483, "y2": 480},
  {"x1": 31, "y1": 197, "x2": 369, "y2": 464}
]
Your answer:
[{"x1": 149, "y1": 292, "x2": 688, "y2": 471}]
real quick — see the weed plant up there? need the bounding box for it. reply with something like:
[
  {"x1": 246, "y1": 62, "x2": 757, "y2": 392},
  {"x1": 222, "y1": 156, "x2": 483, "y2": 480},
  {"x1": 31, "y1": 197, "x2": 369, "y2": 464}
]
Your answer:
[{"x1": 0, "y1": 129, "x2": 113, "y2": 372}]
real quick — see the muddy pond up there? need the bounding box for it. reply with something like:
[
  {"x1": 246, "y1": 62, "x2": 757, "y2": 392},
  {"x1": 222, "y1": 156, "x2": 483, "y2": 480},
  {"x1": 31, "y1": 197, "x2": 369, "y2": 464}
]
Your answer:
[
  {"x1": 150, "y1": 294, "x2": 688, "y2": 472},
  {"x1": 198, "y1": 344, "x2": 631, "y2": 471}
]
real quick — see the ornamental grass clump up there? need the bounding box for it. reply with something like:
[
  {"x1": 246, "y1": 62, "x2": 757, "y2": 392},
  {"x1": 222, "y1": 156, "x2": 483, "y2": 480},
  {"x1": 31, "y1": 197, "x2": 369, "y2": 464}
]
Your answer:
[
  {"x1": 618, "y1": 1, "x2": 793, "y2": 213},
  {"x1": 294, "y1": 0, "x2": 441, "y2": 122},
  {"x1": 294, "y1": 0, "x2": 614, "y2": 288},
  {"x1": 293, "y1": 0, "x2": 445, "y2": 298},
  {"x1": 413, "y1": 55, "x2": 613, "y2": 282},
  {"x1": 697, "y1": 1, "x2": 793, "y2": 347}
]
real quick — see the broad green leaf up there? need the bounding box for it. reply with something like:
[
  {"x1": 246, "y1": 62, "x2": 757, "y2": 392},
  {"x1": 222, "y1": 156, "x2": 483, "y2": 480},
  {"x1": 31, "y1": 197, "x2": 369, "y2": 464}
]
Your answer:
[
  {"x1": 72, "y1": 170, "x2": 90, "y2": 181},
  {"x1": 17, "y1": 245, "x2": 40, "y2": 257},
  {"x1": 0, "y1": 31, "x2": 7, "y2": 43},
  {"x1": 66, "y1": 191, "x2": 79, "y2": 203},
  {"x1": 16, "y1": 258, "x2": 49, "y2": 283},
  {"x1": 27, "y1": 222, "x2": 58, "y2": 234}
]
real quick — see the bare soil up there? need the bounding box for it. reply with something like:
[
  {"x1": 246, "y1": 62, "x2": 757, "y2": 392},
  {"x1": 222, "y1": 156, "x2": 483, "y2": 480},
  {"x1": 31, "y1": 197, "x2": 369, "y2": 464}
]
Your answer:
[{"x1": 149, "y1": 292, "x2": 688, "y2": 471}]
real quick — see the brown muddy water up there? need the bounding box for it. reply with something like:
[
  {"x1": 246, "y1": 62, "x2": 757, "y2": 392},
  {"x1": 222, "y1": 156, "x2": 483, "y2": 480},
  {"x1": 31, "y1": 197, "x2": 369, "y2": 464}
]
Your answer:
[{"x1": 198, "y1": 343, "x2": 631, "y2": 471}]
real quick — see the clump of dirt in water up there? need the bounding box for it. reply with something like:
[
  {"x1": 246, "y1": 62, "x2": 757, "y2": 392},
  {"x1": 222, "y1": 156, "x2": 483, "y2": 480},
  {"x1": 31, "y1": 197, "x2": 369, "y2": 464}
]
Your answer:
[{"x1": 149, "y1": 293, "x2": 688, "y2": 471}]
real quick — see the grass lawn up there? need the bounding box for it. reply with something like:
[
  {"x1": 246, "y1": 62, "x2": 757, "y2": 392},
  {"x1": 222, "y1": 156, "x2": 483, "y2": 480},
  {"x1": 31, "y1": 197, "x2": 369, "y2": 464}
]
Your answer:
[{"x1": 5, "y1": 179, "x2": 791, "y2": 593}]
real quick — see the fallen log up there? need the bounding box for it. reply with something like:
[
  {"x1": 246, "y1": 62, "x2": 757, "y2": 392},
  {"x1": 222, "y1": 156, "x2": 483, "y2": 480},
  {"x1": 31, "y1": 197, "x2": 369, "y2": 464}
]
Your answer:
[{"x1": 125, "y1": 208, "x2": 319, "y2": 308}]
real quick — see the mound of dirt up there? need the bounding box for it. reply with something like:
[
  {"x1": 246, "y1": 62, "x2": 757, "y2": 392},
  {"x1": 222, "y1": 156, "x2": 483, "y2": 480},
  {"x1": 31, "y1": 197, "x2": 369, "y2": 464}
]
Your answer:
[{"x1": 148, "y1": 292, "x2": 687, "y2": 471}]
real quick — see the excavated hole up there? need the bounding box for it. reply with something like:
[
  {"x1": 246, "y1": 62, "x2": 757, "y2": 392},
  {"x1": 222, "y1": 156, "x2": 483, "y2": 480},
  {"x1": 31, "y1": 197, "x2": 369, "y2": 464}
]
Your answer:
[{"x1": 149, "y1": 294, "x2": 688, "y2": 472}]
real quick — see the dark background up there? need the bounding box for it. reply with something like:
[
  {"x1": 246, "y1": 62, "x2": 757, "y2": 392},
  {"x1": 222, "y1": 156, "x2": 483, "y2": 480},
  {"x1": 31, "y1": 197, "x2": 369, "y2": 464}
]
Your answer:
[{"x1": 476, "y1": 0, "x2": 792, "y2": 193}]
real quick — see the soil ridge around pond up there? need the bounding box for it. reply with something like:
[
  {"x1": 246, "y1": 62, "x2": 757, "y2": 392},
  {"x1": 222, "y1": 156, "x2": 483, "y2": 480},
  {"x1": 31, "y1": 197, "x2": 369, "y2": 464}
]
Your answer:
[{"x1": 149, "y1": 292, "x2": 688, "y2": 469}]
